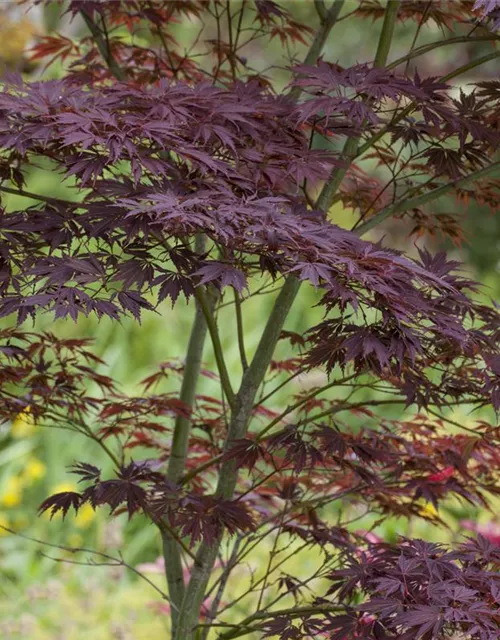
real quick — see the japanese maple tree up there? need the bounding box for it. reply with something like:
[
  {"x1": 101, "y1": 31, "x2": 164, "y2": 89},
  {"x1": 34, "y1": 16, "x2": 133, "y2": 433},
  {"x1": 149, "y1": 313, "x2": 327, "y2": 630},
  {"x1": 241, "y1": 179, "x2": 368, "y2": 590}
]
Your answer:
[{"x1": 1, "y1": 0, "x2": 500, "y2": 638}]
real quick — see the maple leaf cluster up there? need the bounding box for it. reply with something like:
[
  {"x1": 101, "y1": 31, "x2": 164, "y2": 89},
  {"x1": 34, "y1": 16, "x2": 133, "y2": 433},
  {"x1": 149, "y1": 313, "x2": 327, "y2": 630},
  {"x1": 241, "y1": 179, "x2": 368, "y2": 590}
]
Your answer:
[
  {"x1": 0, "y1": 70, "x2": 499, "y2": 407},
  {"x1": 261, "y1": 537, "x2": 500, "y2": 639}
]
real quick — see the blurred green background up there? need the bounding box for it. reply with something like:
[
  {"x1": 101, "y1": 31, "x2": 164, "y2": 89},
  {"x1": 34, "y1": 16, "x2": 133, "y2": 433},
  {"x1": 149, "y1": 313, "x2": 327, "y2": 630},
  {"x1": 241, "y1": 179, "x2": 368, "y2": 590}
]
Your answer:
[{"x1": 0, "y1": 2, "x2": 499, "y2": 638}]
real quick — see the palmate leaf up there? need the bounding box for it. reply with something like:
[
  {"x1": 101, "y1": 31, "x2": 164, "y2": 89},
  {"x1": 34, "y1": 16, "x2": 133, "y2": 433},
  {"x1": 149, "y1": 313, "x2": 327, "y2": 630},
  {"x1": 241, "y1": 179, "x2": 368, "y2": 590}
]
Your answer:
[
  {"x1": 69, "y1": 462, "x2": 101, "y2": 484},
  {"x1": 176, "y1": 495, "x2": 255, "y2": 545},
  {"x1": 38, "y1": 492, "x2": 82, "y2": 519},
  {"x1": 474, "y1": 0, "x2": 500, "y2": 27},
  {"x1": 222, "y1": 438, "x2": 265, "y2": 470}
]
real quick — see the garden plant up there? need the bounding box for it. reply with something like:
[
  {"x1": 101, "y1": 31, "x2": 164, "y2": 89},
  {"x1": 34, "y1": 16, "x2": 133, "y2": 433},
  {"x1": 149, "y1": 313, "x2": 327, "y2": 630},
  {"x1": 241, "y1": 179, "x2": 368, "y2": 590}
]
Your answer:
[{"x1": 1, "y1": 0, "x2": 500, "y2": 638}]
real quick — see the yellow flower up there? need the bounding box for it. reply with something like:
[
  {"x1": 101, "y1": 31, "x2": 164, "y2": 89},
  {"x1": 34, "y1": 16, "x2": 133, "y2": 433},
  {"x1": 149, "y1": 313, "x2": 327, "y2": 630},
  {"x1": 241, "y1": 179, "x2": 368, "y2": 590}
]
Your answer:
[
  {"x1": 419, "y1": 502, "x2": 439, "y2": 519},
  {"x1": 52, "y1": 482, "x2": 77, "y2": 494},
  {"x1": 11, "y1": 407, "x2": 37, "y2": 439},
  {"x1": 75, "y1": 503, "x2": 95, "y2": 529},
  {"x1": 0, "y1": 476, "x2": 23, "y2": 508},
  {"x1": 0, "y1": 513, "x2": 9, "y2": 535},
  {"x1": 0, "y1": 16, "x2": 39, "y2": 66},
  {"x1": 21, "y1": 458, "x2": 46, "y2": 485}
]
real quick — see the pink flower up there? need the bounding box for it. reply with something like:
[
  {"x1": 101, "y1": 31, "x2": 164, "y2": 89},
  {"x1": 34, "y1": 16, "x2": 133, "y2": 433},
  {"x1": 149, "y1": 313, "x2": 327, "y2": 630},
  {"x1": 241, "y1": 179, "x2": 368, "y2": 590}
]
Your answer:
[{"x1": 461, "y1": 520, "x2": 500, "y2": 547}]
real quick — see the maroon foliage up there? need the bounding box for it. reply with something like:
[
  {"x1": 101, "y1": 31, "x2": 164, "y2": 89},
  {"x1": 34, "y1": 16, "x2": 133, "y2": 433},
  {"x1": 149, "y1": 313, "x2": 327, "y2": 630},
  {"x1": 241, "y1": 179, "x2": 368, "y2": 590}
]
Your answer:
[{"x1": 1, "y1": 1, "x2": 500, "y2": 638}]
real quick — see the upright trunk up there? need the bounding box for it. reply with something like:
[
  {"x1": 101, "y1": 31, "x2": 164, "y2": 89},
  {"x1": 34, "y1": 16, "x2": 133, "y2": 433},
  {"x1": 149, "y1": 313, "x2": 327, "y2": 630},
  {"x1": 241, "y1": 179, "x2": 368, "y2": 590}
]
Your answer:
[
  {"x1": 173, "y1": 277, "x2": 301, "y2": 640},
  {"x1": 172, "y1": 3, "x2": 401, "y2": 638}
]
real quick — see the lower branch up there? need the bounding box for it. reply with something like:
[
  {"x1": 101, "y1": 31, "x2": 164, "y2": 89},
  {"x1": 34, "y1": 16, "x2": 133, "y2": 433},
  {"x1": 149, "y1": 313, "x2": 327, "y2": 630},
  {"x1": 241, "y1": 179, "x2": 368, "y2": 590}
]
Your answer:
[
  {"x1": 215, "y1": 603, "x2": 344, "y2": 640},
  {"x1": 0, "y1": 525, "x2": 170, "y2": 604},
  {"x1": 354, "y1": 161, "x2": 500, "y2": 236}
]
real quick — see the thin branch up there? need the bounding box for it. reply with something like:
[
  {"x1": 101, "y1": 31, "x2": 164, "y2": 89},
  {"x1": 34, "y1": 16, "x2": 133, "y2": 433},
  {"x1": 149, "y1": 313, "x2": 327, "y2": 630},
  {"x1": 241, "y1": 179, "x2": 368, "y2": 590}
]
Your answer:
[
  {"x1": 0, "y1": 525, "x2": 171, "y2": 605},
  {"x1": 80, "y1": 424, "x2": 121, "y2": 468},
  {"x1": 216, "y1": 539, "x2": 312, "y2": 618},
  {"x1": 234, "y1": 547, "x2": 335, "y2": 624},
  {"x1": 354, "y1": 161, "x2": 500, "y2": 237},
  {"x1": 440, "y1": 50, "x2": 500, "y2": 83},
  {"x1": 0, "y1": 185, "x2": 80, "y2": 207},
  {"x1": 255, "y1": 505, "x2": 286, "y2": 612},
  {"x1": 234, "y1": 290, "x2": 248, "y2": 372},
  {"x1": 386, "y1": 33, "x2": 500, "y2": 72},
  {"x1": 180, "y1": 452, "x2": 224, "y2": 486},
  {"x1": 200, "y1": 537, "x2": 243, "y2": 640},
  {"x1": 315, "y1": 0, "x2": 400, "y2": 213},
  {"x1": 426, "y1": 408, "x2": 481, "y2": 435},
  {"x1": 357, "y1": 49, "x2": 500, "y2": 159},
  {"x1": 255, "y1": 372, "x2": 359, "y2": 441},
  {"x1": 402, "y1": 0, "x2": 432, "y2": 78},
  {"x1": 294, "y1": 398, "x2": 406, "y2": 430},
  {"x1": 158, "y1": 520, "x2": 197, "y2": 562},
  {"x1": 226, "y1": 0, "x2": 237, "y2": 81},
  {"x1": 22, "y1": 399, "x2": 122, "y2": 469},
  {"x1": 256, "y1": 368, "x2": 305, "y2": 406},
  {"x1": 80, "y1": 10, "x2": 126, "y2": 81},
  {"x1": 215, "y1": 603, "x2": 344, "y2": 639},
  {"x1": 195, "y1": 286, "x2": 236, "y2": 409}
]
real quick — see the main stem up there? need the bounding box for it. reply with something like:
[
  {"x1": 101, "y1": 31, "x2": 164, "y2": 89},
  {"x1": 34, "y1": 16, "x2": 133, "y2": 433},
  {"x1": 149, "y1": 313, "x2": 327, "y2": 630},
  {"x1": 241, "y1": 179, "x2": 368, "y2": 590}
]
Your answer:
[
  {"x1": 168, "y1": 5, "x2": 346, "y2": 635},
  {"x1": 174, "y1": 0, "x2": 399, "y2": 640},
  {"x1": 170, "y1": 24, "x2": 500, "y2": 639},
  {"x1": 316, "y1": 0, "x2": 400, "y2": 212},
  {"x1": 173, "y1": 278, "x2": 301, "y2": 640},
  {"x1": 163, "y1": 237, "x2": 216, "y2": 634},
  {"x1": 173, "y1": 4, "x2": 402, "y2": 639}
]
